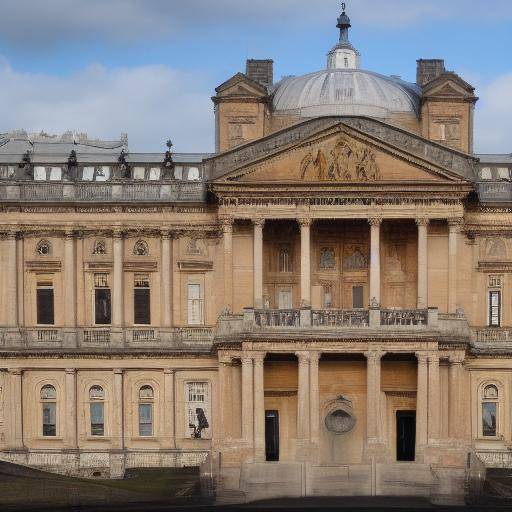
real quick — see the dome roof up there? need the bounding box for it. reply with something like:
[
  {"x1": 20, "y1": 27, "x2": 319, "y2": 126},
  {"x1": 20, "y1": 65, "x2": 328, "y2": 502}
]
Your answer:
[{"x1": 272, "y1": 69, "x2": 421, "y2": 119}]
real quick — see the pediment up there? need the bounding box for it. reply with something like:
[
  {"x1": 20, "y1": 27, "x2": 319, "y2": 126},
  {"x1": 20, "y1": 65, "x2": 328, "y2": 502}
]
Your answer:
[
  {"x1": 214, "y1": 73, "x2": 267, "y2": 99},
  {"x1": 423, "y1": 73, "x2": 476, "y2": 99}
]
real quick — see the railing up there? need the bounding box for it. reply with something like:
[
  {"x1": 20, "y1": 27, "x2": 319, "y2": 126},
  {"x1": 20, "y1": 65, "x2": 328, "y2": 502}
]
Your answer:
[
  {"x1": 76, "y1": 183, "x2": 112, "y2": 201},
  {"x1": 131, "y1": 329, "x2": 158, "y2": 342},
  {"x1": 122, "y1": 183, "x2": 161, "y2": 201},
  {"x1": 83, "y1": 329, "x2": 111, "y2": 343},
  {"x1": 177, "y1": 327, "x2": 214, "y2": 343},
  {"x1": 254, "y1": 309, "x2": 300, "y2": 328},
  {"x1": 380, "y1": 309, "x2": 428, "y2": 327},
  {"x1": 21, "y1": 183, "x2": 64, "y2": 201},
  {"x1": 474, "y1": 328, "x2": 512, "y2": 343},
  {"x1": 36, "y1": 329, "x2": 60, "y2": 342},
  {"x1": 477, "y1": 182, "x2": 512, "y2": 203},
  {"x1": 476, "y1": 450, "x2": 512, "y2": 469},
  {"x1": 312, "y1": 309, "x2": 369, "y2": 328}
]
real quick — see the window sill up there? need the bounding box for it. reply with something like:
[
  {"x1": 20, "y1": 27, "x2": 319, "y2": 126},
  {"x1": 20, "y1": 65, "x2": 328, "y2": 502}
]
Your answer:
[
  {"x1": 85, "y1": 436, "x2": 111, "y2": 442},
  {"x1": 36, "y1": 436, "x2": 64, "y2": 441},
  {"x1": 130, "y1": 436, "x2": 160, "y2": 441}
]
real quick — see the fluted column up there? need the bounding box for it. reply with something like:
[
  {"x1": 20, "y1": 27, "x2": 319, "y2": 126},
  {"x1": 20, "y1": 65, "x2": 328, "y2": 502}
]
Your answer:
[
  {"x1": 427, "y1": 354, "x2": 441, "y2": 443},
  {"x1": 252, "y1": 220, "x2": 264, "y2": 309},
  {"x1": 64, "y1": 231, "x2": 76, "y2": 327},
  {"x1": 253, "y1": 352, "x2": 266, "y2": 462},
  {"x1": 416, "y1": 218, "x2": 429, "y2": 309},
  {"x1": 415, "y1": 353, "x2": 429, "y2": 450},
  {"x1": 112, "y1": 369, "x2": 124, "y2": 449},
  {"x1": 163, "y1": 369, "x2": 175, "y2": 448},
  {"x1": 296, "y1": 352, "x2": 310, "y2": 441},
  {"x1": 449, "y1": 355, "x2": 464, "y2": 439},
  {"x1": 65, "y1": 368, "x2": 77, "y2": 448},
  {"x1": 365, "y1": 351, "x2": 384, "y2": 444},
  {"x1": 299, "y1": 218, "x2": 311, "y2": 307},
  {"x1": 8, "y1": 369, "x2": 23, "y2": 449},
  {"x1": 369, "y1": 218, "x2": 382, "y2": 306},
  {"x1": 112, "y1": 231, "x2": 124, "y2": 327},
  {"x1": 161, "y1": 231, "x2": 172, "y2": 327},
  {"x1": 309, "y1": 351, "x2": 320, "y2": 459},
  {"x1": 3, "y1": 231, "x2": 18, "y2": 327},
  {"x1": 222, "y1": 218, "x2": 234, "y2": 312},
  {"x1": 448, "y1": 219, "x2": 462, "y2": 313},
  {"x1": 241, "y1": 357, "x2": 254, "y2": 445}
]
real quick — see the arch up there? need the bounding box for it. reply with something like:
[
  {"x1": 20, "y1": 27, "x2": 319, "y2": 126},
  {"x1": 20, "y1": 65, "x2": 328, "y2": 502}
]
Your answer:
[
  {"x1": 139, "y1": 384, "x2": 154, "y2": 400},
  {"x1": 40, "y1": 384, "x2": 56, "y2": 400},
  {"x1": 89, "y1": 385, "x2": 105, "y2": 400}
]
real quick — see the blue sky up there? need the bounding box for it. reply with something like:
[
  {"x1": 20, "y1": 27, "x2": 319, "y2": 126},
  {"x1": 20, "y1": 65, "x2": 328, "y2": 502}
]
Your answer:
[{"x1": 0, "y1": 0, "x2": 511, "y2": 153}]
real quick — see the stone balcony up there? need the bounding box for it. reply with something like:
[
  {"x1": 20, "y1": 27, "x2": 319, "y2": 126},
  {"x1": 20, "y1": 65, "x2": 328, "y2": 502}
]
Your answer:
[
  {"x1": 476, "y1": 181, "x2": 512, "y2": 203},
  {"x1": 0, "y1": 180, "x2": 207, "y2": 203}
]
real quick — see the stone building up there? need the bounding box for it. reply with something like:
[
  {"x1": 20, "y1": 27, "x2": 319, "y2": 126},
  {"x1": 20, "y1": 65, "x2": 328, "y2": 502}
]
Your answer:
[{"x1": 0, "y1": 6, "x2": 510, "y2": 505}]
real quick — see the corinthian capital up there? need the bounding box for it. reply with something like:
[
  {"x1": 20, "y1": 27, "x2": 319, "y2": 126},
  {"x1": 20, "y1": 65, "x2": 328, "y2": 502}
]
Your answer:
[
  {"x1": 368, "y1": 217, "x2": 382, "y2": 227},
  {"x1": 298, "y1": 218, "x2": 312, "y2": 228},
  {"x1": 415, "y1": 218, "x2": 430, "y2": 227}
]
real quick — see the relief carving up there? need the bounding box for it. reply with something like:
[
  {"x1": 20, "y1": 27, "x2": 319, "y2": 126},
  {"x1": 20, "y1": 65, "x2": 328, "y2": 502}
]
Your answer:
[
  {"x1": 486, "y1": 238, "x2": 507, "y2": 259},
  {"x1": 343, "y1": 246, "x2": 368, "y2": 271}
]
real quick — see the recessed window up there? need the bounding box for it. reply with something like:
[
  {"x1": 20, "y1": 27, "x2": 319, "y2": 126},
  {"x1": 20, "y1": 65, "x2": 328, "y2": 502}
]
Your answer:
[
  {"x1": 138, "y1": 385, "x2": 154, "y2": 437},
  {"x1": 352, "y1": 285, "x2": 364, "y2": 309},
  {"x1": 89, "y1": 385, "x2": 105, "y2": 436},
  {"x1": 40, "y1": 384, "x2": 57, "y2": 437},
  {"x1": 186, "y1": 382, "x2": 211, "y2": 439},
  {"x1": 187, "y1": 283, "x2": 204, "y2": 325},
  {"x1": 488, "y1": 290, "x2": 501, "y2": 327},
  {"x1": 37, "y1": 277, "x2": 54, "y2": 325},
  {"x1": 278, "y1": 246, "x2": 292, "y2": 273},
  {"x1": 134, "y1": 273, "x2": 150, "y2": 325},
  {"x1": 482, "y1": 384, "x2": 499, "y2": 437},
  {"x1": 94, "y1": 273, "x2": 111, "y2": 325}
]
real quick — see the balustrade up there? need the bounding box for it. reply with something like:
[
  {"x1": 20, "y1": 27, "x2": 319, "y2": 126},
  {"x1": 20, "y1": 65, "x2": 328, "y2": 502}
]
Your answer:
[
  {"x1": 131, "y1": 329, "x2": 158, "y2": 342},
  {"x1": 83, "y1": 329, "x2": 111, "y2": 344},
  {"x1": 312, "y1": 309, "x2": 369, "y2": 328},
  {"x1": 474, "y1": 328, "x2": 512, "y2": 343},
  {"x1": 380, "y1": 309, "x2": 428, "y2": 326},
  {"x1": 254, "y1": 309, "x2": 300, "y2": 328}
]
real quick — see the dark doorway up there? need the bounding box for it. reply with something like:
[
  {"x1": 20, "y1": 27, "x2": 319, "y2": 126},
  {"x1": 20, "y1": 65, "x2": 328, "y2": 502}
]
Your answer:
[
  {"x1": 396, "y1": 410, "x2": 416, "y2": 461},
  {"x1": 265, "y1": 410, "x2": 279, "y2": 461}
]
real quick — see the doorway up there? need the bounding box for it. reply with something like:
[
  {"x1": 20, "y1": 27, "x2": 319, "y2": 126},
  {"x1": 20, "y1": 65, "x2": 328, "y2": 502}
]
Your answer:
[
  {"x1": 396, "y1": 410, "x2": 416, "y2": 461},
  {"x1": 265, "y1": 410, "x2": 279, "y2": 461}
]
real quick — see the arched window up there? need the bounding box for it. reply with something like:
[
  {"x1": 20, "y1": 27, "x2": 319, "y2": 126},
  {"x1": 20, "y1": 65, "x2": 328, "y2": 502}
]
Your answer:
[
  {"x1": 482, "y1": 384, "x2": 499, "y2": 437},
  {"x1": 133, "y1": 240, "x2": 149, "y2": 256},
  {"x1": 36, "y1": 240, "x2": 51, "y2": 256},
  {"x1": 138, "y1": 385, "x2": 154, "y2": 436},
  {"x1": 89, "y1": 385, "x2": 105, "y2": 436},
  {"x1": 40, "y1": 384, "x2": 57, "y2": 437},
  {"x1": 278, "y1": 246, "x2": 292, "y2": 273}
]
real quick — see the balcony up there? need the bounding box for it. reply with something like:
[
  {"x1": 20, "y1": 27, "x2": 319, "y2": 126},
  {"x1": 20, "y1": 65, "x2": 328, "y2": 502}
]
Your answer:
[
  {"x1": 477, "y1": 182, "x2": 512, "y2": 203},
  {"x1": 473, "y1": 328, "x2": 512, "y2": 344}
]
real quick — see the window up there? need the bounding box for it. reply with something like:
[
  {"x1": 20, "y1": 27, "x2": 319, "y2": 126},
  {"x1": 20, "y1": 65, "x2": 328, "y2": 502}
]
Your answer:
[
  {"x1": 174, "y1": 166, "x2": 183, "y2": 180},
  {"x1": 0, "y1": 165, "x2": 16, "y2": 179},
  {"x1": 134, "y1": 273, "x2": 150, "y2": 325},
  {"x1": 187, "y1": 167, "x2": 200, "y2": 181},
  {"x1": 138, "y1": 385, "x2": 154, "y2": 437},
  {"x1": 37, "y1": 277, "x2": 54, "y2": 325},
  {"x1": 187, "y1": 283, "x2": 204, "y2": 325},
  {"x1": 94, "y1": 273, "x2": 111, "y2": 325},
  {"x1": 497, "y1": 168, "x2": 510, "y2": 180},
  {"x1": 133, "y1": 167, "x2": 145, "y2": 180},
  {"x1": 40, "y1": 385, "x2": 57, "y2": 437},
  {"x1": 278, "y1": 288, "x2": 293, "y2": 310},
  {"x1": 488, "y1": 290, "x2": 501, "y2": 327},
  {"x1": 438, "y1": 123, "x2": 446, "y2": 141},
  {"x1": 49, "y1": 167, "x2": 62, "y2": 181},
  {"x1": 33, "y1": 167, "x2": 62, "y2": 181},
  {"x1": 148, "y1": 168, "x2": 161, "y2": 180},
  {"x1": 480, "y1": 167, "x2": 492, "y2": 180},
  {"x1": 186, "y1": 382, "x2": 211, "y2": 439},
  {"x1": 352, "y1": 286, "x2": 364, "y2": 309},
  {"x1": 323, "y1": 285, "x2": 333, "y2": 309},
  {"x1": 344, "y1": 57, "x2": 349, "y2": 67},
  {"x1": 34, "y1": 166, "x2": 47, "y2": 181},
  {"x1": 278, "y1": 246, "x2": 292, "y2": 273},
  {"x1": 482, "y1": 384, "x2": 499, "y2": 437},
  {"x1": 82, "y1": 166, "x2": 111, "y2": 181},
  {"x1": 89, "y1": 385, "x2": 105, "y2": 436}
]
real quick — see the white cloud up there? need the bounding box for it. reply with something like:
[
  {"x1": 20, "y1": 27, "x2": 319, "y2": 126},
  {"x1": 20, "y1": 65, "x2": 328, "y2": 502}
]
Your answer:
[{"x1": 0, "y1": 58, "x2": 214, "y2": 152}]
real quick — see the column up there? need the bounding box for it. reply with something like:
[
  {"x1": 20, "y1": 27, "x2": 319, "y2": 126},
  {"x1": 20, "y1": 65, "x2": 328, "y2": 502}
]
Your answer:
[
  {"x1": 112, "y1": 231, "x2": 124, "y2": 327},
  {"x1": 16, "y1": 233, "x2": 24, "y2": 327},
  {"x1": 8, "y1": 369, "x2": 23, "y2": 449},
  {"x1": 309, "y1": 352, "x2": 320, "y2": 458},
  {"x1": 252, "y1": 220, "x2": 264, "y2": 309},
  {"x1": 222, "y1": 218, "x2": 234, "y2": 313},
  {"x1": 427, "y1": 354, "x2": 441, "y2": 442},
  {"x1": 368, "y1": 218, "x2": 382, "y2": 307},
  {"x1": 448, "y1": 219, "x2": 462, "y2": 314},
  {"x1": 449, "y1": 355, "x2": 464, "y2": 439},
  {"x1": 365, "y1": 351, "x2": 384, "y2": 444},
  {"x1": 161, "y1": 231, "x2": 172, "y2": 327},
  {"x1": 299, "y1": 219, "x2": 311, "y2": 307},
  {"x1": 3, "y1": 231, "x2": 18, "y2": 327},
  {"x1": 65, "y1": 369, "x2": 77, "y2": 448},
  {"x1": 415, "y1": 353, "x2": 429, "y2": 449},
  {"x1": 416, "y1": 218, "x2": 429, "y2": 309},
  {"x1": 241, "y1": 357, "x2": 254, "y2": 444},
  {"x1": 163, "y1": 369, "x2": 175, "y2": 448},
  {"x1": 112, "y1": 369, "x2": 124, "y2": 450},
  {"x1": 218, "y1": 355, "x2": 233, "y2": 442},
  {"x1": 296, "y1": 352, "x2": 310, "y2": 441},
  {"x1": 253, "y1": 352, "x2": 266, "y2": 461},
  {"x1": 64, "y1": 231, "x2": 76, "y2": 327}
]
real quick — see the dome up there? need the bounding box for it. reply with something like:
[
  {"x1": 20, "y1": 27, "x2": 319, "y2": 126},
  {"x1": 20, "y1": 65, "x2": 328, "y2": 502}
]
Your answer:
[{"x1": 272, "y1": 69, "x2": 421, "y2": 119}]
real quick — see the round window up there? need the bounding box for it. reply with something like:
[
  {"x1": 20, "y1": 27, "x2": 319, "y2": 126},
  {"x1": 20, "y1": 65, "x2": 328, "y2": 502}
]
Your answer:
[{"x1": 325, "y1": 408, "x2": 356, "y2": 434}]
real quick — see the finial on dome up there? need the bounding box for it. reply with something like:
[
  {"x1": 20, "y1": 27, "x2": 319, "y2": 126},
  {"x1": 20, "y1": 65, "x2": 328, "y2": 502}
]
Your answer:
[
  {"x1": 327, "y1": 2, "x2": 360, "y2": 70},
  {"x1": 337, "y1": 3, "x2": 351, "y2": 43}
]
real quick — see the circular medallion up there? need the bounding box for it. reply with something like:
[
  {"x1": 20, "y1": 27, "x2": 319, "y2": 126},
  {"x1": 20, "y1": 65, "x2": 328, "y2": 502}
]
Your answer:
[{"x1": 325, "y1": 408, "x2": 356, "y2": 434}]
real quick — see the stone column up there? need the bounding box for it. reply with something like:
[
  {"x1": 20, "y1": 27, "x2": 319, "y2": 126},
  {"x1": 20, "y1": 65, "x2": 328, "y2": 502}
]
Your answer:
[
  {"x1": 16, "y1": 233, "x2": 24, "y2": 327},
  {"x1": 449, "y1": 355, "x2": 464, "y2": 439},
  {"x1": 241, "y1": 357, "x2": 254, "y2": 446},
  {"x1": 112, "y1": 369, "x2": 124, "y2": 450},
  {"x1": 299, "y1": 218, "x2": 312, "y2": 307},
  {"x1": 3, "y1": 231, "x2": 18, "y2": 327},
  {"x1": 427, "y1": 354, "x2": 441, "y2": 443},
  {"x1": 65, "y1": 368, "x2": 77, "y2": 448},
  {"x1": 253, "y1": 352, "x2": 266, "y2": 462},
  {"x1": 64, "y1": 231, "x2": 76, "y2": 327},
  {"x1": 296, "y1": 352, "x2": 310, "y2": 441},
  {"x1": 8, "y1": 369, "x2": 23, "y2": 449},
  {"x1": 252, "y1": 220, "x2": 265, "y2": 309},
  {"x1": 416, "y1": 218, "x2": 429, "y2": 309},
  {"x1": 415, "y1": 353, "x2": 429, "y2": 450},
  {"x1": 163, "y1": 369, "x2": 175, "y2": 448},
  {"x1": 365, "y1": 351, "x2": 384, "y2": 444},
  {"x1": 309, "y1": 351, "x2": 321, "y2": 459},
  {"x1": 222, "y1": 218, "x2": 234, "y2": 313},
  {"x1": 448, "y1": 219, "x2": 462, "y2": 314},
  {"x1": 112, "y1": 231, "x2": 124, "y2": 327},
  {"x1": 218, "y1": 355, "x2": 232, "y2": 442},
  {"x1": 368, "y1": 218, "x2": 382, "y2": 307},
  {"x1": 161, "y1": 231, "x2": 172, "y2": 328}
]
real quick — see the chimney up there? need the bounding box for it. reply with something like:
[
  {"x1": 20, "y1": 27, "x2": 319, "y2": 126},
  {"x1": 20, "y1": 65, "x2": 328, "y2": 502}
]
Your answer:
[
  {"x1": 416, "y1": 59, "x2": 445, "y2": 86},
  {"x1": 246, "y1": 59, "x2": 274, "y2": 89}
]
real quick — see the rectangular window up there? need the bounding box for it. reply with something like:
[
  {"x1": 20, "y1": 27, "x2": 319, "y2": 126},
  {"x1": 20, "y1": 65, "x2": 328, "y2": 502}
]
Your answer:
[
  {"x1": 352, "y1": 286, "x2": 364, "y2": 309},
  {"x1": 133, "y1": 167, "x2": 146, "y2": 180},
  {"x1": 186, "y1": 382, "x2": 211, "y2": 439},
  {"x1": 482, "y1": 402, "x2": 497, "y2": 437},
  {"x1": 94, "y1": 273, "x2": 111, "y2": 325},
  {"x1": 134, "y1": 273, "x2": 151, "y2": 325},
  {"x1": 488, "y1": 290, "x2": 501, "y2": 327},
  {"x1": 34, "y1": 166, "x2": 47, "y2": 181},
  {"x1": 42, "y1": 403, "x2": 56, "y2": 436},
  {"x1": 187, "y1": 283, "x2": 203, "y2": 325},
  {"x1": 278, "y1": 289, "x2": 293, "y2": 310},
  {"x1": 90, "y1": 403, "x2": 104, "y2": 436},
  {"x1": 37, "y1": 288, "x2": 55, "y2": 325},
  {"x1": 138, "y1": 404, "x2": 153, "y2": 436}
]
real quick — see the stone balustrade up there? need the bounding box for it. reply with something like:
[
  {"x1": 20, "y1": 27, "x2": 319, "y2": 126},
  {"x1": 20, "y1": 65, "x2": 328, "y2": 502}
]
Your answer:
[
  {"x1": 476, "y1": 450, "x2": 512, "y2": 469},
  {"x1": 477, "y1": 181, "x2": 512, "y2": 203},
  {"x1": 254, "y1": 309, "x2": 301, "y2": 328},
  {"x1": 473, "y1": 328, "x2": 512, "y2": 343},
  {"x1": 380, "y1": 309, "x2": 429, "y2": 327},
  {"x1": 312, "y1": 309, "x2": 369, "y2": 328}
]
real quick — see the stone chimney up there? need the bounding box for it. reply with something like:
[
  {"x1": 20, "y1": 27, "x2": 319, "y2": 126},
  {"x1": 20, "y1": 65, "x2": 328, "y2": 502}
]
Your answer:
[
  {"x1": 246, "y1": 59, "x2": 274, "y2": 89},
  {"x1": 416, "y1": 59, "x2": 445, "y2": 86}
]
